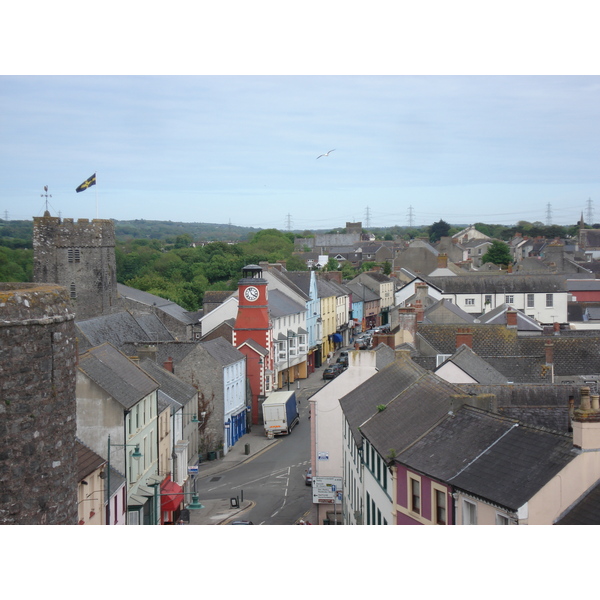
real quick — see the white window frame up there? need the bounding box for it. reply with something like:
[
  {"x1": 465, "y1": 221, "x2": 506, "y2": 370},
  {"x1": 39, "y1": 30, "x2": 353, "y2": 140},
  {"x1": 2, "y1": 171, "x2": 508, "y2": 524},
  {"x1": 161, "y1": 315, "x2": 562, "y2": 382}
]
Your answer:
[
  {"x1": 463, "y1": 499, "x2": 477, "y2": 525},
  {"x1": 408, "y1": 474, "x2": 421, "y2": 516},
  {"x1": 297, "y1": 334, "x2": 307, "y2": 353},
  {"x1": 495, "y1": 513, "x2": 510, "y2": 525},
  {"x1": 278, "y1": 342, "x2": 287, "y2": 361},
  {"x1": 433, "y1": 484, "x2": 447, "y2": 525},
  {"x1": 465, "y1": 298, "x2": 475, "y2": 306},
  {"x1": 505, "y1": 294, "x2": 514, "y2": 304},
  {"x1": 546, "y1": 293, "x2": 553, "y2": 307},
  {"x1": 527, "y1": 293, "x2": 535, "y2": 308}
]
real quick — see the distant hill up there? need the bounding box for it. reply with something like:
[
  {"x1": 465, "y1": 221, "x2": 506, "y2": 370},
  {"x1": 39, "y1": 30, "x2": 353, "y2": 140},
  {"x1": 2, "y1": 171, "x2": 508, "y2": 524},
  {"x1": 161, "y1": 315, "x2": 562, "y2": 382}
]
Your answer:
[
  {"x1": 112, "y1": 219, "x2": 262, "y2": 242},
  {"x1": 0, "y1": 219, "x2": 263, "y2": 244}
]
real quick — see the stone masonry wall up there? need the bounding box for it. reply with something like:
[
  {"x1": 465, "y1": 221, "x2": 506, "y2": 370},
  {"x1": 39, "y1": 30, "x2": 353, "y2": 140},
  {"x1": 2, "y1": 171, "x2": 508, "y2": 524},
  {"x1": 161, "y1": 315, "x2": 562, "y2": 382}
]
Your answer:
[
  {"x1": 0, "y1": 283, "x2": 78, "y2": 524},
  {"x1": 33, "y1": 215, "x2": 120, "y2": 321}
]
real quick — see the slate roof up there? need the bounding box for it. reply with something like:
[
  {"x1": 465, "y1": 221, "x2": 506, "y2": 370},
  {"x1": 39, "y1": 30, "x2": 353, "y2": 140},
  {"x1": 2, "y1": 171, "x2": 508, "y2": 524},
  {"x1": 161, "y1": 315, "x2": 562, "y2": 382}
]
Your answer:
[
  {"x1": 457, "y1": 382, "x2": 579, "y2": 432},
  {"x1": 275, "y1": 270, "x2": 312, "y2": 298},
  {"x1": 199, "y1": 336, "x2": 245, "y2": 366},
  {"x1": 556, "y1": 481, "x2": 600, "y2": 525},
  {"x1": 339, "y1": 355, "x2": 429, "y2": 446},
  {"x1": 118, "y1": 283, "x2": 198, "y2": 325},
  {"x1": 359, "y1": 372, "x2": 472, "y2": 458},
  {"x1": 413, "y1": 324, "x2": 600, "y2": 381},
  {"x1": 566, "y1": 279, "x2": 600, "y2": 291},
  {"x1": 424, "y1": 273, "x2": 568, "y2": 293},
  {"x1": 139, "y1": 358, "x2": 197, "y2": 405},
  {"x1": 266, "y1": 268, "x2": 310, "y2": 301},
  {"x1": 580, "y1": 229, "x2": 600, "y2": 248},
  {"x1": 440, "y1": 344, "x2": 509, "y2": 384},
  {"x1": 476, "y1": 304, "x2": 543, "y2": 332},
  {"x1": 268, "y1": 288, "x2": 306, "y2": 318},
  {"x1": 394, "y1": 404, "x2": 577, "y2": 511},
  {"x1": 448, "y1": 420, "x2": 576, "y2": 511},
  {"x1": 78, "y1": 342, "x2": 159, "y2": 410},
  {"x1": 76, "y1": 310, "x2": 174, "y2": 351},
  {"x1": 345, "y1": 282, "x2": 379, "y2": 303},
  {"x1": 423, "y1": 298, "x2": 475, "y2": 324},
  {"x1": 317, "y1": 278, "x2": 342, "y2": 299},
  {"x1": 76, "y1": 439, "x2": 106, "y2": 482},
  {"x1": 361, "y1": 271, "x2": 393, "y2": 284},
  {"x1": 396, "y1": 407, "x2": 517, "y2": 482}
]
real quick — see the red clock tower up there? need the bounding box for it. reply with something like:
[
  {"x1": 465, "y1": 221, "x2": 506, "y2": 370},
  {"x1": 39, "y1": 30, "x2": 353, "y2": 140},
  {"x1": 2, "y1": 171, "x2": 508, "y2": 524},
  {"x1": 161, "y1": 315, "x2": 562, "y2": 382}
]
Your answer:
[{"x1": 233, "y1": 265, "x2": 272, "y2": 425}]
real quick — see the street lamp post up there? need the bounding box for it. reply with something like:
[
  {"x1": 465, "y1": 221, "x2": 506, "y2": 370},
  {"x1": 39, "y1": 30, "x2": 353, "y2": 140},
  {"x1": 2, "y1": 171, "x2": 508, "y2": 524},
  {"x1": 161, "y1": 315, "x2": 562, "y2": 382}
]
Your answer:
[{"x1": 106, "y1": 434, "x2": 142, "y2": 526}]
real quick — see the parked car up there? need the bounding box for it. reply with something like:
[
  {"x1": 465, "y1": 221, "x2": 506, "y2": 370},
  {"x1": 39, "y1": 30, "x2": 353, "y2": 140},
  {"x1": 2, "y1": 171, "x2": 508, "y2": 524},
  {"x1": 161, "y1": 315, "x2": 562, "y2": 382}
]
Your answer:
[
  {"x1": 323, "y1": 366, "x2": 338, "y2": 380},
  {"x1": 230, "y1": 520, "x2": 253, "y2": 524},
  {"x1": 305, "y1": 467, "x2": 312, "y2": 486},
  {"x1": 336, "y1": 356, "x2": 348, "y2": 369}
]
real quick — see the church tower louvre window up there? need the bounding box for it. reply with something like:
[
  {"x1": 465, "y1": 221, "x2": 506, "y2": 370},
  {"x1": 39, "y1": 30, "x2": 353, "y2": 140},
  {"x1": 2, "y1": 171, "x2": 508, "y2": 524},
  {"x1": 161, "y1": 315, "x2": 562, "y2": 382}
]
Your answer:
[{"x1": 70, "y1": 282, "x2": 77, "y2": 299}]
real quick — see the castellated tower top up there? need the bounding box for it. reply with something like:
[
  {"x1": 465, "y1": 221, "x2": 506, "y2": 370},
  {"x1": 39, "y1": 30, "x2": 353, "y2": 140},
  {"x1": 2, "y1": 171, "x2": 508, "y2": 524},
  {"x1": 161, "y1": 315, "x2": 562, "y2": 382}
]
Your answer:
[{"x1": 33, "y1": 215, "x2": 120, "y2": 321}]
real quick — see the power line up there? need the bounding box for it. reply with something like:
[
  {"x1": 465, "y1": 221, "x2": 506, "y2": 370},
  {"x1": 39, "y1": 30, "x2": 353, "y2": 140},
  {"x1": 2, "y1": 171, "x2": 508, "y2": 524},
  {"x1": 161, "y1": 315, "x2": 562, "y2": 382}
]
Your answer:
[
  {"x1": 546, "y1": 203, "x2": 552, "y2": 226},
  {"x1": 364, "y1": 206, "x2": 371, "y2": 228},
  {"x1": 407, "y1": 205, "x2": 414, "y2": 228}
]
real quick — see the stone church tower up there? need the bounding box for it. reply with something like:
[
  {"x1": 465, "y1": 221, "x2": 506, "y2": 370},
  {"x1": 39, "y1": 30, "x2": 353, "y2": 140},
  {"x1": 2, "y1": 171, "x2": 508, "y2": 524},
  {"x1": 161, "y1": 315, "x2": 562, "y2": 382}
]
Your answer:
[{"x1": 33, "y1": 212, "x2": 120, "y2": 321}]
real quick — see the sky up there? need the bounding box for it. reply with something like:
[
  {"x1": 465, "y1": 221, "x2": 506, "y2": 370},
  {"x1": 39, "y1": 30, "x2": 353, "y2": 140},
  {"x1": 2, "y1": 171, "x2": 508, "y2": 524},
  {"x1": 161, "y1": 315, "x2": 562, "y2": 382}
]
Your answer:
[
  {"x1": 3, "y1": 74, "x2": 599, "y2": 231},
  {"x1": 2, "y1": 3, "x2": 599, "y2": 233}
]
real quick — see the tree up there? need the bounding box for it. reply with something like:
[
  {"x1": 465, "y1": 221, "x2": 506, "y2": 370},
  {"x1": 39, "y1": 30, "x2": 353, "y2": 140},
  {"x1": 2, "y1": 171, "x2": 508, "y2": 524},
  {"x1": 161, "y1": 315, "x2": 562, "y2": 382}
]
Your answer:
[
  {"x1": 481, "y1": 240, "x2": 512, "y2": 267},
  {"x1": 428, "y1": 219, "x2": 451, "y2": 243},
  {"x1": 324, "y1": 257, "x2": 339, "y2": 271}
]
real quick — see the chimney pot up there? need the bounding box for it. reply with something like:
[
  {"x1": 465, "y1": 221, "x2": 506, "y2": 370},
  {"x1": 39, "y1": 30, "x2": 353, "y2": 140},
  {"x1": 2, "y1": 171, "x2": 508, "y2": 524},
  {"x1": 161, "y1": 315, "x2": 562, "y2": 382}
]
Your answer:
[{"x1": 580, "y1": 387, "x2": 592, "y2": 411}]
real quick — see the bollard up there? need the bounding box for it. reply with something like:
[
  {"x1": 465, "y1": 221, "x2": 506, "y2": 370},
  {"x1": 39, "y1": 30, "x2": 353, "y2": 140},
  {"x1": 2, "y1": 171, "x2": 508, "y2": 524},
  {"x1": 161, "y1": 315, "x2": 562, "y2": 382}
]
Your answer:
[{"x1": 245, "y1": 443, "x2": 250, "y2": 455}]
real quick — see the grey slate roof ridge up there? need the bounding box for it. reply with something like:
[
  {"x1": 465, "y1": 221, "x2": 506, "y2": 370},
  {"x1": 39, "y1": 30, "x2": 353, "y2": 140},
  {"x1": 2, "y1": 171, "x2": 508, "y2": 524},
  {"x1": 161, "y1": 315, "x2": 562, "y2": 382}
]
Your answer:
[
  {"x1": 78, "y1": 342, "x2": 159, "y2": 409},
  {"x1": 445, "y1": 344, "x2": 509, "y2": 384},
  {"x1": 139, "y1": 357, "x2": 197, "y2": 403},
  {"x1": 268, "y1": 288, "x2": 306, "y2": 317},
  {"x1": 268, "y1": 269, "x2": 310, "y2": 300},
  {"x1": 200, "y1": 336, "x2": 245, "y2": 365}
]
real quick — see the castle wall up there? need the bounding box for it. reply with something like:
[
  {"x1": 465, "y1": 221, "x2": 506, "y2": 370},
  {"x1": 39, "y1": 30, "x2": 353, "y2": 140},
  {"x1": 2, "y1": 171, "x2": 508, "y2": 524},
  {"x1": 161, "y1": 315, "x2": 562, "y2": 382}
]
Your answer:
[{"x1": 0, "y1": 283, "x2": 78, "y2": 524}]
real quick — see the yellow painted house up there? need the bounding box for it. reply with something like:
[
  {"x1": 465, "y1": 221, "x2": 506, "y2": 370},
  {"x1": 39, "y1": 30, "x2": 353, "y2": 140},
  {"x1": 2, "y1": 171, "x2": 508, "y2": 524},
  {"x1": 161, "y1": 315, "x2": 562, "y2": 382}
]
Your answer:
[{"x1": 318, "y1": 278, "x2": 338, "y2": 358}]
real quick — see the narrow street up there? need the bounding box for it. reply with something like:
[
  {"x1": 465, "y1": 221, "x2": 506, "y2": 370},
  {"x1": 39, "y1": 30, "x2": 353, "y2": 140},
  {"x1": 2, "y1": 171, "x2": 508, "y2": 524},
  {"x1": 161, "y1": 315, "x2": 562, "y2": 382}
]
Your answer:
[{"x1": 195, "y1": 353, "x2": 336, "y2": 524}]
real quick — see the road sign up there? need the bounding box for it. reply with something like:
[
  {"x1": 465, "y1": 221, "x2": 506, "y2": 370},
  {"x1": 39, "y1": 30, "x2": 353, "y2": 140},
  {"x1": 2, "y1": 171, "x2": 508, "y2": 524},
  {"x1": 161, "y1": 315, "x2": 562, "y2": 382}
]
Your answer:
[{"x1": 312, "y1": 476, "x2": 343, "y2": 504}]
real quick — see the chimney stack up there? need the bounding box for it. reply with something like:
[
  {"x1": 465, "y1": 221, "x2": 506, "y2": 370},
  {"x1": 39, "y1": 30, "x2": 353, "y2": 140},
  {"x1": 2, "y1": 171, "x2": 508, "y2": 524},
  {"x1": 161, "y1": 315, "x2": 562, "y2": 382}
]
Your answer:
[
  {"x1": 506, "y1": 308, "x2": 518, "y2": 328},
  {"x1": 397, "y1": 306, "x2": 417, "y2": 344},
  {"x1": 414, "y1": 300, "x2": 425, "y2": 323},
  {"x1": 437, "y1": 253, "x2": 448, "y2": 269},
  {"x1": 164, "y1": 357, "x2": 174, "y2": 373},
  {"x1": 456, "y1": 327, "x2": 473, "y2": 349},
  {"x1": 545, "y1": 340, "x2": 554, "y2": 364}
]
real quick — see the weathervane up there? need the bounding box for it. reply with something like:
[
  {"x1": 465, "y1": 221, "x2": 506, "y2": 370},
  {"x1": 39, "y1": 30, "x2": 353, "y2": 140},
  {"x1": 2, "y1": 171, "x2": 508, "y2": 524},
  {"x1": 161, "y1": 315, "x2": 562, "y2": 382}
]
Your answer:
[{"x1": 41, "y1": 185, "x2": 52, "y2": 213}]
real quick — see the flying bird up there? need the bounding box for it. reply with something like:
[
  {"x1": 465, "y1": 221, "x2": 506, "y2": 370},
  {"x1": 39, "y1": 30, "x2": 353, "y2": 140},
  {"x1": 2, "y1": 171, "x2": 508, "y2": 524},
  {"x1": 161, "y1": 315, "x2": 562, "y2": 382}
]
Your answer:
[{"x1": 317, "y1": 149, "x2": 335, "y2": 159}]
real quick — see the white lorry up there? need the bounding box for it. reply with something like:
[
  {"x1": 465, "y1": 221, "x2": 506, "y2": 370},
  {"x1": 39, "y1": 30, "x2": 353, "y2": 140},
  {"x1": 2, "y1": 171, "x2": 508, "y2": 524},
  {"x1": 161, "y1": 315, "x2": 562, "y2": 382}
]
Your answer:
[{"x1": 262, "y1": 390, "x2": 300, "y2": 436}]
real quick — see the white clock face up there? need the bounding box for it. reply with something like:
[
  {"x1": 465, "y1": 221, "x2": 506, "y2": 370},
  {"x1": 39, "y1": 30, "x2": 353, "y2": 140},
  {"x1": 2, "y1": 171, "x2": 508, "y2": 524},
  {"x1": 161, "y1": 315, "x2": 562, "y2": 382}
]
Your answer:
[{"x1": 244, "y1": 286, "x2": 260, "y2": 302}]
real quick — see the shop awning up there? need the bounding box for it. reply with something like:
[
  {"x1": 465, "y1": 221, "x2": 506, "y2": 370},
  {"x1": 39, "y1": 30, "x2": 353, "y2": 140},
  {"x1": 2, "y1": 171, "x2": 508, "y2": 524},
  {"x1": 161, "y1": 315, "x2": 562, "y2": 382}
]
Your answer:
[
  {"x1": 332, "y1": 333, "x2": 343, "y2": 343},
  {"x1": 161, "y1": 480, "x2": 184, "y2": 513}
]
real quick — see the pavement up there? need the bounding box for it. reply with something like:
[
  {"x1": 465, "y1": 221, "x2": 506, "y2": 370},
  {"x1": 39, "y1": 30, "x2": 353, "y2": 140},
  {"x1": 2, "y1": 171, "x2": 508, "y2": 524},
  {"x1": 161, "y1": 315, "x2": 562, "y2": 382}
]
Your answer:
[{"x1": 184, "y1": 345, "x2": 349, "y2": 525}]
